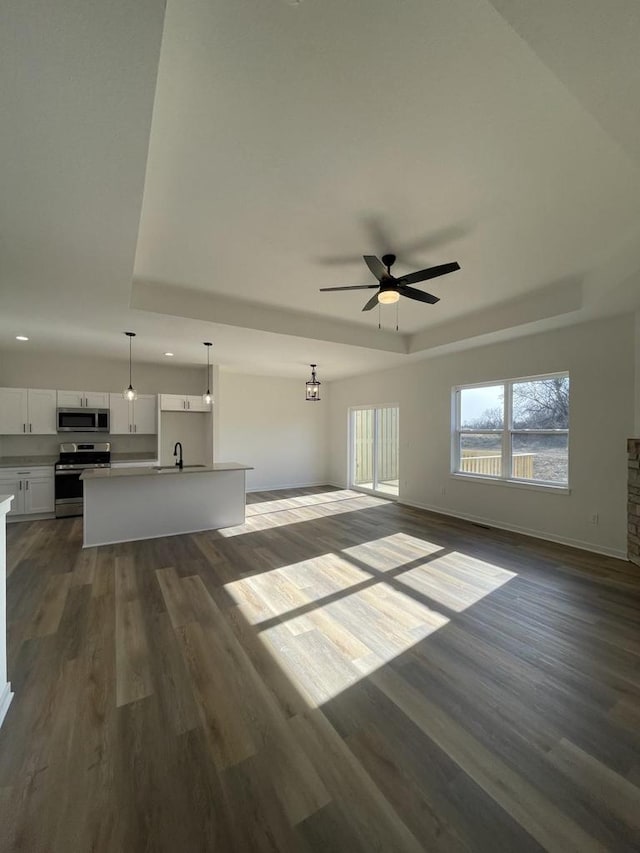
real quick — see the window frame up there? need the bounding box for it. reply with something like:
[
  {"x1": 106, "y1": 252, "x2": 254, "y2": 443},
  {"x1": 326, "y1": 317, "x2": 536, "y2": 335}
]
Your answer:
[{"x1": 451, "y1": 372, "x2": 570, "y2": 491}]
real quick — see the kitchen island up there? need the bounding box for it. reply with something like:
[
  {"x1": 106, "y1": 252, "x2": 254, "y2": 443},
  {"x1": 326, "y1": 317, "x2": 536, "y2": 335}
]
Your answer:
[{"x1": 81, "y1": 462, "x2": 252, "y2": 547}]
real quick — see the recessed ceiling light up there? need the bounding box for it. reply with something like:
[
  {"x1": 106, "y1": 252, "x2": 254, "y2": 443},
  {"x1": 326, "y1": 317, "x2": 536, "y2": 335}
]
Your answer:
[
  {"x1": 164, "y1": 352, "x2": 174, "y2": 357},
  {"x1": 16, "y1": 335, "x2": 29, "y2": 341}
]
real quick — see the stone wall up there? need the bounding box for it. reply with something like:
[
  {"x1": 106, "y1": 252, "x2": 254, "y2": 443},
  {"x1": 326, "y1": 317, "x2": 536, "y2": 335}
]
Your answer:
[{"x1": 628, "y1": 439, "x2": 640, "y2": 566}]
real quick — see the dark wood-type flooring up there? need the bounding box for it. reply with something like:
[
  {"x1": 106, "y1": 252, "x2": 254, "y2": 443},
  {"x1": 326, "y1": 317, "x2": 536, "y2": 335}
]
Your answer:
[{"x1": 1, "y1": 486, "x2": 639, "y2": 851}]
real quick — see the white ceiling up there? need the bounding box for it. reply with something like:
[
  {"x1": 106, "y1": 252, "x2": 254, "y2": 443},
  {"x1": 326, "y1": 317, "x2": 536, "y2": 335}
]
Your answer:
[{"x1": 2, "y1": 0, "x2": 640, "y2": 379}]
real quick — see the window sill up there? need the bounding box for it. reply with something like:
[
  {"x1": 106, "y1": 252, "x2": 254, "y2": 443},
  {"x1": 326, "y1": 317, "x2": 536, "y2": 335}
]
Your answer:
[{"x1": 450, "y1": 473, "x2": 570, "y2": 495}]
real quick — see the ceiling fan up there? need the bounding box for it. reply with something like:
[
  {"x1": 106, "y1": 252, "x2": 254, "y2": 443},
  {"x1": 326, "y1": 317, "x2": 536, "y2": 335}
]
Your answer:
[{"x1": 319, "y1": 254, "x2": 460, "y2": 311}]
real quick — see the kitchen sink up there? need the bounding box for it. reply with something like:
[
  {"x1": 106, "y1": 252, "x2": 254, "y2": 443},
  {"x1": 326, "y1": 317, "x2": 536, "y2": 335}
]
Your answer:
[{"x1": 153, "y1": 464, "x2": 207, "y2": 472}]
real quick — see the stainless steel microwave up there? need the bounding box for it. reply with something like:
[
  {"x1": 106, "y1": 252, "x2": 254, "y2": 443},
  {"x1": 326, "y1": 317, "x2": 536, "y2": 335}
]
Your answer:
[{"x1": 56, "y1": 408, "x2": 110, "y2": 433}]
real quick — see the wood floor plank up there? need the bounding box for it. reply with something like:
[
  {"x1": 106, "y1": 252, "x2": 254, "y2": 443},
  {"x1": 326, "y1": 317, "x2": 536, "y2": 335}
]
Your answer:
[
  {"x1": 115, "y1": 555, "x2": 153, "y2": 707},
  {"x1": 175, "y1": 620, "x2": 257, "y2": 769},
  {"x1": 24, "y1": 572, "x2": 72, "y2": 638}
]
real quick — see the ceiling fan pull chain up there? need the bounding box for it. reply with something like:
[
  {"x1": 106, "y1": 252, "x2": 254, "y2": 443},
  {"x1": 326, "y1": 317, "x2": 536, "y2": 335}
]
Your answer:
[
  {"x1": 396, "y1": 300, "x2": 399, "y2": 332},
  {"x1": 378, "y1": 302, "x2": 381, "y2": 330}
]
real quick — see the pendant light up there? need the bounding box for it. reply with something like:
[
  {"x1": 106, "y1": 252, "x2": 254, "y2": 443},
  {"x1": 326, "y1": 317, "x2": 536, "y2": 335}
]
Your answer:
[
  {"x1": 203, "y1": 342, "x2": 213, "y2": 405},
  {"x1": 305, "y1": 364, "x2": 321, "y2": 401},
  {"x1": 123, "y1": 331, "x2": 137, "y2": 401}
]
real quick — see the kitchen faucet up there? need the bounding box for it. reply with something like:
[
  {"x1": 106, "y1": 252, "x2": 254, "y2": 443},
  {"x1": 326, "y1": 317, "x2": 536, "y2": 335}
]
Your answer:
[{"x1": 173, "y1": 441, "x2": 183, "y2": 470}]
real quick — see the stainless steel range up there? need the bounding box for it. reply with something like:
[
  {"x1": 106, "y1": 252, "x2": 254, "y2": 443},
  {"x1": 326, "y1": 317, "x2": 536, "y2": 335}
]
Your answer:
[{"x1": 54, "y1": 442, "x2": 111, "y2": 518}]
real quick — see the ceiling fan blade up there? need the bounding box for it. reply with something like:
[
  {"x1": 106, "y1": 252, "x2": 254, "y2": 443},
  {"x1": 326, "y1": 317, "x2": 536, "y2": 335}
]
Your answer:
[
  {"x1": 319, "y1": 284, "x2": 379, "y2": 292},
  {"x1": 399, "y1": 261, "x2": 460, "y2": 285},
  {"x1": 363, "y1": 255, "x2": 387, "y2": 281},
  {"x1": 362, "y1": 293, "x2": 381, "y2": 311},
  {"x1": 401, "y1": 286, "x2": 439, "y2": 304}
]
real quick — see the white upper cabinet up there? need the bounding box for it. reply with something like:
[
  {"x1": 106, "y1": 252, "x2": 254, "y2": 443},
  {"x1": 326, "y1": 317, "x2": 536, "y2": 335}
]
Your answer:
[
  {"x1": 159, "y1": 394, "x2": 211, "y2": 412},
  {"x1": 133, "y1": 395, "x2": 157, "y2": 434},
  {"x1": 57, "y1": 390, "x2": 109, "y2": 408},
  {"x1": 185, "y1": 395, "x2": 211, "y2": 413},
  {"x1": 0, "y1": 388, "x2": 56, "y2": 435},
  {"x1": 108, "y1": 395, "x2": 131, "y2": 435},
  {"x1": 27, "y1": 389, "x2": 57, "y2": 434},
  {"x1": 108, "y1": 394, "x2": 157, "y2": 434},
  {"x1": 0, "y1": 388, "x2": 28, "y2": 434},
  {"x1": 83, "y1": 391, "x2": 109, "y2": 408}
]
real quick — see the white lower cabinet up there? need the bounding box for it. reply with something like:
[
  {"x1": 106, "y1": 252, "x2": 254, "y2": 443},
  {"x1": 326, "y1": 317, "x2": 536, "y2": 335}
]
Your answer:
[{"x1": 0, "y1": 467, "x2": 54, "y2": 517}]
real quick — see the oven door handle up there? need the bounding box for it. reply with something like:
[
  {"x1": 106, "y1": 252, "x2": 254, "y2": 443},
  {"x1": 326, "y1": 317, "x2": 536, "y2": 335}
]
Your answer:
[{"x1": 55, "y1": 470, "x2": 82, "y2": 476}]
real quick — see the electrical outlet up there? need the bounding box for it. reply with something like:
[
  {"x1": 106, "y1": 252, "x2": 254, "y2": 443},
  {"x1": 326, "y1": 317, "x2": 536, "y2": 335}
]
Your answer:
[{"x1": 590, "y1": 512, "x2": 599, "y2": 525}]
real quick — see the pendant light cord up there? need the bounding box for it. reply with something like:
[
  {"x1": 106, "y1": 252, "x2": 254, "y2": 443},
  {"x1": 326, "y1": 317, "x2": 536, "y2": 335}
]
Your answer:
[{"x1": 129, "y1": 334, "x2": 132, "y2": 386}]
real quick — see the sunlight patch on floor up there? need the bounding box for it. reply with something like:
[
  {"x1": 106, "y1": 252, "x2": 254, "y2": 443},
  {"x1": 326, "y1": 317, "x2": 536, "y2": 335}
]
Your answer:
[
  {"x1": 259, "y1": 582, "x2": 450, "y2": 707},
  {"x1": 245, "y1": 489, "x2": 366, "y2": 517},
  {"x1": 219, "y1": 493, "x2": 389, "y2": 537},
  {"x1": 397, "y1": 551, "x2": 516, "y2": 612},
  {"x1": 225, "y1": 553, "x2": 373, "y2": 623},
  {"x1": 342, "y1": 532, "x2": 443, "y2": 572},
  {"x1": 225, "y1": 533, "x2": 517, "y2": 707}
]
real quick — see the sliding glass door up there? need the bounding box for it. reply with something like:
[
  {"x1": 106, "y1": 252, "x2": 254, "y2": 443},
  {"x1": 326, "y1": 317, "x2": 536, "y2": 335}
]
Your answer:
[{"x1": 350, "y1": 406, "x2": 399, "y2": 497}]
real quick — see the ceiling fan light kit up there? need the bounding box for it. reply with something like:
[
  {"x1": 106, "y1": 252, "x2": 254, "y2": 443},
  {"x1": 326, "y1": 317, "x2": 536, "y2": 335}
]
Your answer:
[{"x1": 319, "y1": 251, "x2": 460, "y2": 313}]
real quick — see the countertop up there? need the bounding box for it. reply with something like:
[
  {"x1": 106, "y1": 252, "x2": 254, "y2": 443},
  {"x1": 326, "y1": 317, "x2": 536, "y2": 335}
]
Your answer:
[
  {"x1": 0, "y1": 455, "x2": 57, "y2": 468},
  {"x1": 81, "y1": 462, "x2": 252, "y2": 480},
  {"x1": 0, "y1": 452, "x2": 157, "y2": 469}
]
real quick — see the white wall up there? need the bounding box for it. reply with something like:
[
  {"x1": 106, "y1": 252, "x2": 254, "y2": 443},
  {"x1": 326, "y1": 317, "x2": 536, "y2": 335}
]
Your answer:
[
  {"x1": 218, "y1": 372, "x2": 329, "y2": 491},
  {"x1": 328, "y1": 315, "x2": 635, "y2": 558},
  {"x1": 160, "y1": 412, "x2": 209, "y2": 467},
  {"x1": 0, "y1": 349, "x2": 204, "y2": 395}
]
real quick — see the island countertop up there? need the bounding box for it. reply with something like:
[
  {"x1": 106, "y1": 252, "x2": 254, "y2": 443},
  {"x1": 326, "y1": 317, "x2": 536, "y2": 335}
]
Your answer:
[{"x1": 81, "y1": 462, "x2": 252, "y2": 480}]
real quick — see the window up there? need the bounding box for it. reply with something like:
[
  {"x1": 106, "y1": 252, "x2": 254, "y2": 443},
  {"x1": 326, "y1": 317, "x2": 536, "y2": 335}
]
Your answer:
[{"x1": 452, "y1": 373, "x2": 569, "y2": 487}]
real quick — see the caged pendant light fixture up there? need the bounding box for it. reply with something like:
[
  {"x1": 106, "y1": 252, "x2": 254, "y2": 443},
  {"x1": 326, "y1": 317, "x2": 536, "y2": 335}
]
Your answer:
[
  {"x1": 123, "y1": 332, "x2": 137, "y2": 401},
  {"x1": 202, "y1": 342, "x2": 213, "y2": 405},
  {"x1": 305, "y1": 364, "x2": 321, "y2": 401}
]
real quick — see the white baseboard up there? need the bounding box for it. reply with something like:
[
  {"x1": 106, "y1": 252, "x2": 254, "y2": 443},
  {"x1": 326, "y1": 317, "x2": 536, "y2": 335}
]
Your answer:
[
  {"x1": 0, "y1": 682, "x2": 13, "y2": 728},
  {"x1": 399, "y1": 498, "x2": 627, "y2": 561}
]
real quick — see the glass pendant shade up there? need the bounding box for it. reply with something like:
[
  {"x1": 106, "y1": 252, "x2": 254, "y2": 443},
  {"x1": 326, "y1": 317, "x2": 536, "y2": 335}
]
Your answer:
[
  {"x1": 123, "y1": 332, "x2": 137, "y2": 400},
  {"x1": 203, "y1": 342, "x2": 214, "y2": 405},
  {"x1": 305, "y1": 364, "x2": 321, "y2": 401}
]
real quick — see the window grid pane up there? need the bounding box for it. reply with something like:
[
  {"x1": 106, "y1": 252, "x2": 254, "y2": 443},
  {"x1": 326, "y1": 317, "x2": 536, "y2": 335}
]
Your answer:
[{"x1": 453, "y1": 373, "x2": 569, "y2": 488}]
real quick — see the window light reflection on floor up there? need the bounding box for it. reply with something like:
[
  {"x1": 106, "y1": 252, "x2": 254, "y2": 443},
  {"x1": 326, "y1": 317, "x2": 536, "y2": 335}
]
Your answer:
[
  {"x1": 219, "y1": 490, "x2": 388, "y2": 537},
  {"x1": 224, "y1": 532, "x2": 517, "y2": 707}
]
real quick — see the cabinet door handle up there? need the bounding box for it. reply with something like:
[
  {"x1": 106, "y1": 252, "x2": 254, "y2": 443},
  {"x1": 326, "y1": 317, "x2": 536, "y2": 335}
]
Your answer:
[
  {"x1": 134, "y1": 424, "x2": 137, "y2": 433},
  {"x1": 26, "y1": 480, "x2": 29, "y2": 490},
  {"x1": 187, "y1": 400, "x2": 191, "y2": 409},
  {"x1": 30, "y1": 423, "x2": 32, "y2": 432},
  {"x1": 19, "y1": 481, "x2": 22, "y2": 490},
  {"x1": 23, "y1": 423, "x2": 26, "y2": 432}
]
